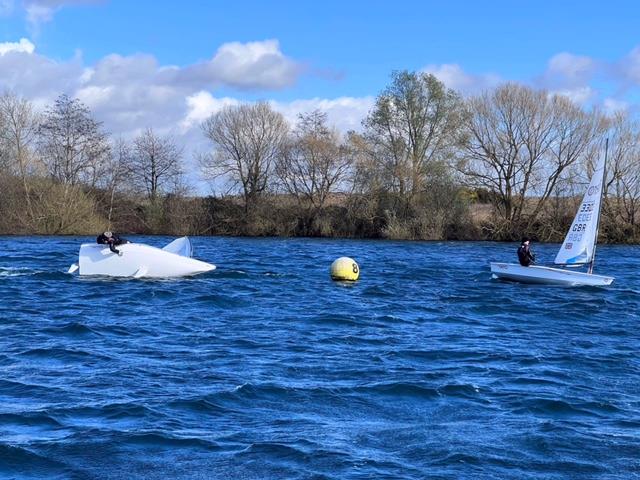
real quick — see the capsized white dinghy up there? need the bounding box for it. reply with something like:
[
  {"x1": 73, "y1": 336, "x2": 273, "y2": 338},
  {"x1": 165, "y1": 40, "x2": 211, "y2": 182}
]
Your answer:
[
  {"x1": 491, "y1": 141, "x2": 614, "y2": 287},
  {"x1": 68, "y1": 236, "x2": 215, "y2": 278}
]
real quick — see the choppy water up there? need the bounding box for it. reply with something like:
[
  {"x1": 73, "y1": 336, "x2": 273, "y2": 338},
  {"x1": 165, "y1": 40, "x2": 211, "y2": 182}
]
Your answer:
[{"x1": 0, "y1": 236, "x2": 638, "y2": 479}]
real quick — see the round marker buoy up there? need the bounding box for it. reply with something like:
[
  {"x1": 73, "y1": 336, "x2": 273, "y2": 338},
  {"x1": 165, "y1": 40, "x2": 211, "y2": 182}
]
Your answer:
[{"x1": 330, "y1": 257, "x2": 360, "y2": 281}]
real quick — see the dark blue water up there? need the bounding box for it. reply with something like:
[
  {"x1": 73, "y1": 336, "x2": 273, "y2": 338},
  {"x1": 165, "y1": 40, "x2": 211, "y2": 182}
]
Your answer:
[{"x1": 0, "y1": 237, "x2": 639, "y2": 479}]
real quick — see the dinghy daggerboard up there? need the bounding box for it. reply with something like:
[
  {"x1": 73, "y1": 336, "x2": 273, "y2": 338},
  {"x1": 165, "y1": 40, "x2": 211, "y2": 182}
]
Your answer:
[
  {"x1": 133, "y1": 266, "x2": 148, "y2": 279},
  {"x1": 71, "y1": 236, "x2": 215, "y2": 278},
  {"x1": 491, "y1": 141, "x2": 614, "y2": 287}
]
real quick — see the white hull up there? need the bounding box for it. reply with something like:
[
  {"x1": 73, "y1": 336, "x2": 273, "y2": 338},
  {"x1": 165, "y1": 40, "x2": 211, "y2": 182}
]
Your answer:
[
  {"x1": 75, "y1": 240, "x2": 215, "y2": 278},
  {"x1": 490, "y1": 263, "x2": 614, "y2": 287}
]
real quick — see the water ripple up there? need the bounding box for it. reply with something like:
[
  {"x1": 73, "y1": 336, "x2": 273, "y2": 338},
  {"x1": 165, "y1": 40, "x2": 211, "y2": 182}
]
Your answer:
[{"x1": 0, "y1": 236, "x2": 638, "y2": 478}]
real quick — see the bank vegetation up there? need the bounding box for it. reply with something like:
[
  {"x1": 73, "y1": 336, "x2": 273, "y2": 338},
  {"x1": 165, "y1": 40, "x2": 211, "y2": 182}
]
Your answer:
[{"x1": 1, "y1": 72, "x2": 640, "y2": 243}]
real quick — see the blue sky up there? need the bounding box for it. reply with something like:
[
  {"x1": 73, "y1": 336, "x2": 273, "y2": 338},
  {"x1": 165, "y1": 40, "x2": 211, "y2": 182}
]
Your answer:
[
  {"x1": 3, "y1": 0, "x2": 640, "y2": 101},
  {"x1": 0, "y1": 0, "x2": 639, "y2": 191}
]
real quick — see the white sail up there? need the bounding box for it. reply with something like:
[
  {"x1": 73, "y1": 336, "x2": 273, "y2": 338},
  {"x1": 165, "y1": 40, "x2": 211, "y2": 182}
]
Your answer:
[
  {"x1": 161, "y1": 236, "x2": 193, "y2": 258},
  {"x1": 554, "y1": 154, "x2": 606, "y2": 265}
]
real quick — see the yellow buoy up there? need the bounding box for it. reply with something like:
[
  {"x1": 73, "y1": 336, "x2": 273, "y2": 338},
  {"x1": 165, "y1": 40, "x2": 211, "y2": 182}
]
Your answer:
[{"x1": 330, "y1": 257, "x2": 360, "y2": 281}]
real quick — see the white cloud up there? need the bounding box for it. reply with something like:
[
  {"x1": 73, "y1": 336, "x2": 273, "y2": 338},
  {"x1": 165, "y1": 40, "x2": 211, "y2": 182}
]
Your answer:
[
  {"x1": 180, "y1": 92, "x2": 373, "y2": 134},
  {"x1": 0, "y1": 41, "x2": 83, "y2": 101},
  {"x1": 183, "y1": 39, "x2": 303, "y2": 90},
  {"x1": 603, "y1": 98, "x2": 629, "y2": 115},
  {"x1": 619, "y1": 46, "x2": 640, "y2": 85},
  {"x1": 0, "y1": 37, "x2": 307, "y2": 140},
  {"x1": 0, "y1": 37, "x2": 35, "y2": 55},
  {"x1": 181, "y1": 91, "x2": 240, "y2": 131},
  {"x1": 3, "y1": 32, "x2": 640, "y2": 192},
  {"x1": 75, "y1": 84, "x2": 114, "y2": 106},
  {"x1": 550, "y1": 86, "x2": 596, "y2": 105},
  {"x1": 272, "y1": 96, "x2": 374, "y2": 132},
  {"x1": 422, "y1": 63, "x2": 501, "y2": 95},
  {"x1": 542, "y1": 52, "x2": 596, "y2": 88}
]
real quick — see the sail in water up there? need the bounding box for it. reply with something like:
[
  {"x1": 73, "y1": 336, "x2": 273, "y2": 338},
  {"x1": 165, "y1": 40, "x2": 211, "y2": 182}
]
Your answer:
[
  {"x1": 554, "y1": 153, "x2": 606, "y2": 266},
  {"x1": 161, "y1": 236, "x2": 193, "y2": 257}
]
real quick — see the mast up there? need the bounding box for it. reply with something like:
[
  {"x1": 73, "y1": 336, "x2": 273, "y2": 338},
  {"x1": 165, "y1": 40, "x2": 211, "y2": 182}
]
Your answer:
[{"x1": 589, "y1": 138, "x2": 608, "y2": 274}]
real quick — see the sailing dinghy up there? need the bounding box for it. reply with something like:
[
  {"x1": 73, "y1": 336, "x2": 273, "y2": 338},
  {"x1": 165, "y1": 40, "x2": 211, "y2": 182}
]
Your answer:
[
  {"x1": 490, "y1": 146, "x2": 614, "y2": 287},
  {"x1": 68, "y1": 236, "x2": 215, "y2": 278}
]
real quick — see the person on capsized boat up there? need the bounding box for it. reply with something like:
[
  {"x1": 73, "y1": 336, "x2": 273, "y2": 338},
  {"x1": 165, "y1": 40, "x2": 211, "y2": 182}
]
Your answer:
[
  {"x1": 96, "y1": 231, "x2": 129, "y2": 255},
  {"x1": 517, "y1": 237, "x2": 536, "y2": 266}
]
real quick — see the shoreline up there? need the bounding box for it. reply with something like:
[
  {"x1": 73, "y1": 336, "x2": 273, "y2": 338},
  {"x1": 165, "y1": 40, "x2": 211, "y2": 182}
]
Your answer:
[{"x1": 1, "y1": 233, "x2": 637, "y2": 246}]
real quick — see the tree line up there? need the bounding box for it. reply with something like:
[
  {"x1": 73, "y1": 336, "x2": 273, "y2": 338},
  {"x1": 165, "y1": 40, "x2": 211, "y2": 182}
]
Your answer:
[{"x1": 1, "y1": 71, "x2": 639, "y2": 242}]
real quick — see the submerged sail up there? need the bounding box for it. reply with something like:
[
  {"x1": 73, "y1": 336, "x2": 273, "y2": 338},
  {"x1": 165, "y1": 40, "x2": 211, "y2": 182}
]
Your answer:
[
  {"x1": 554, "y1": 154, "x2": 606, "y2": 265},
  {"x1": 162, "y1": 236, "x2": 193, "y2": 258}
]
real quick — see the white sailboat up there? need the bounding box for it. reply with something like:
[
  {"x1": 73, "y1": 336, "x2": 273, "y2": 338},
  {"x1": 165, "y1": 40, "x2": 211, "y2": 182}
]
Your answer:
[
  {"x1": 490, "y1": 144, "x2": 614, "y2": 287},
  {"x1": 68, "y1": 236, "x2": 216, "y2": 278}
]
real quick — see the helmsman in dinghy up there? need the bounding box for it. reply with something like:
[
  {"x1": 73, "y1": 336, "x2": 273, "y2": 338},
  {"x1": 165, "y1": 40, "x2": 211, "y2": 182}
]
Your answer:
[
  {"x1": 517, "y1": 237, "x2": 536, "y2": 267},
  {"x1": 96, "y1": 231, "x2": 129, "y2": 256}
]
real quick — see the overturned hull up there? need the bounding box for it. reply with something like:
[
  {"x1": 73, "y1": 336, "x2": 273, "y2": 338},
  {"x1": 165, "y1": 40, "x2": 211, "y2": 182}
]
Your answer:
[
  {"x1": 490, "y1": 263, "x2": 614, "y2": 287},
  {"x1": 74, "y1": 239, "x2": 215, "y2": 278}
]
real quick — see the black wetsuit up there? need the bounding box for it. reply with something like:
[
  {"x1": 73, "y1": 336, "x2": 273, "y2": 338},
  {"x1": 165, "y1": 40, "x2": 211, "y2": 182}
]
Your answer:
[
  {"x1": 517, "y1": 244, "x2": 535, "y2": 266},
  {"x1": 96, "y1": 234, "x2": 129, "y2": 254}
]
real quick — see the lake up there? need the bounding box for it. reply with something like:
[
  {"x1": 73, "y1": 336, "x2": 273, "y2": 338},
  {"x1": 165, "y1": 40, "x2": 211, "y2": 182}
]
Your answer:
[{"x1": 0, "y1": 236, "x2": 638, "y2": 479}]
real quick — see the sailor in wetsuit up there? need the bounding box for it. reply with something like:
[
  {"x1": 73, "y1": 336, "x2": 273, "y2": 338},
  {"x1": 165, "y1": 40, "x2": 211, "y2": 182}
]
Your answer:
[
  {"x1": 517, "y1": 237, "x2": 536, "y2": 266},
  {"x1": 96, "y1": 231, "x2": 129, "y2": 256}
]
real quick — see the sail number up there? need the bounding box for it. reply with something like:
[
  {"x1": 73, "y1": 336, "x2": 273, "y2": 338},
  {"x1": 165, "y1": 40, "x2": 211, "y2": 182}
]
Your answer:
[
  {"x1": 580, "y1": 202, "x2": 594, "y2": 213},
  {"x1": 572, "y1": 223, "x2": 587, "y2": 232},
  {"x1": 568, "y1": 232, "x2": 583, "y2": 242}
]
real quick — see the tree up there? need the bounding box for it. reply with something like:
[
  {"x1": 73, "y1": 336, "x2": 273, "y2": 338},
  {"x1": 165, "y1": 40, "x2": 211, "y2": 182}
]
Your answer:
[
  {"x1": 37, "y1": 94, "x2": 110, "y2": 186},
  {"x1": 103, "y1": 137, "x2": 132, "y2": 223},
  {"x1": 0, "y1": 92, "x2": 39, "y2": 225},
  {"x1": 201, "y1": 101, "x2": 288, "y2": 212},
  {"x1": 362, "y1": 71, "x2": 461, "y2": 201},
  {"x1": 459, "y1": 83, "x2": 601, "y2": 236},
  {"x1": 128, "y1": 128, "x2": 183, "y2": 201},
  {"x1": 605, "y1": 113, "x2": 640, "y2": 234},
  {"x1": 276, "y1": 110, "x2": 351, "y2": 213}
]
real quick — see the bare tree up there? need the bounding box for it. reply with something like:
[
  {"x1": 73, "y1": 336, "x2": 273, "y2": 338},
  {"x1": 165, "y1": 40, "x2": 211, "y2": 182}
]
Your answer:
[
  {"x1": 201, "y1": 102, "x2": 288, "y2": 212},
  {"x1": 605, "y1": 113, "x2": 640, "y2": 231},
  {"x1": 37, "y1": 94, "x2": 110, "y2": 186},
  {"x1": 529, "y1": 96, "x2": 603, "y2": 226},
  {"x1": 103, "y1": 137, "x2": 132, "y2": 223},
  {"x1": 276, "y1": 110, "x2": 351, "y2": 212},
  {"x1": 0, "y1": 98, "x2": 8, "y2": 174},
  {"x1": 459, "y1": 84, "x2": 600, "y2": 235},
  {"x1": 128, "y1": 128, "x2": 183, "y2": 201},
  {"x1": 363, "y1": 71, "x2": 461, "y2": 200},
  {"x1": 0, "y1": 92, "x2": 39, "y2": 224}
]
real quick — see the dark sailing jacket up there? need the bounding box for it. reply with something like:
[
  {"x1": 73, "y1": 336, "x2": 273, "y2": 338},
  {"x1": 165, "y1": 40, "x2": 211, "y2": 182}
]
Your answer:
[
  {"x1": 96, "y1": 234, "x2": 128, "y2": 254},
  {"x1": 517, "y1": 244, "x2": 535, "y2": 266}
]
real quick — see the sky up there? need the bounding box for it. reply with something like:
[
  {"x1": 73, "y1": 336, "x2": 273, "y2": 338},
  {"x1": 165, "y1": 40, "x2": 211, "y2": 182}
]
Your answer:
[{"x1": 1, "y1": 0, "x2": 640, "y2": 187}]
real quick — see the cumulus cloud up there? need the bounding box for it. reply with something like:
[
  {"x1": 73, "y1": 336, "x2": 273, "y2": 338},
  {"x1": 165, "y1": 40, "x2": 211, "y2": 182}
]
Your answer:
[
  {"x1": 550, "y1": 86, "x2": 596, "y2": 105},
  {"x1": 181, "y1": 92, "x2": 240, "y2": 131},
  {"x1": 422, "y1": 63, "x2": 501, "y2": 95},
  {"x1": 180, "y1": 92, "x2": 373, "y2": 135},
  {"x1": 182, "y1": 39, "x2": 303, "y2": 90},
  {"x1": 618, "y1": 46, "x2": 640, "y2": 85},
  {"x1": 541, "y1": 52, "x2": 597, "y2": 88},
  {"x1": 0, "y1": 37, "x2": 309, "y2": 138},
  {"x1": 272, "y1": 96, "x2": 374, "y2": 132},
  {"x1": 0, "y1": 41, "x2": 84, "y2": 105},
  {"x1": 0, "y1": 37, "x2": 35, "y2": 55}
]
